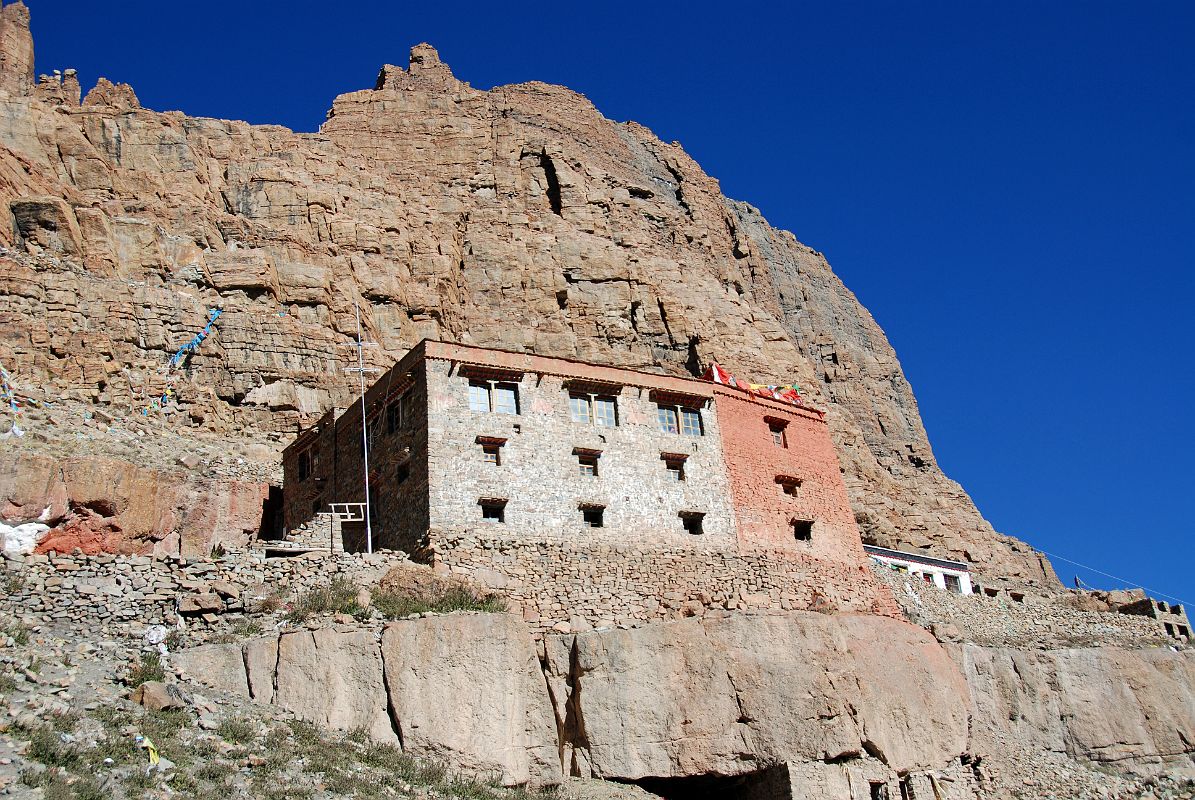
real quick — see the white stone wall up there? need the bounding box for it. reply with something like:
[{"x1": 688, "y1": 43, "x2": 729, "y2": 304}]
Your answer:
[
  {"x1": 424, "y1": 360, "x2": 737, "y2": 550},
  {"x1": 868, "y1": 552, "x2": 973, "y2": 594}
]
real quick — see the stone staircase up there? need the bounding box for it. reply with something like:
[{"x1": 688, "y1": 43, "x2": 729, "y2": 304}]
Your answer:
[{"x1": 267, "y1": 511, "x2": 344, "y2": 553}]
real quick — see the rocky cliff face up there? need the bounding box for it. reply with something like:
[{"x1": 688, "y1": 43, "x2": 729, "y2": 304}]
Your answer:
[
  {"x1": 173, "y1": 610, "x2": 1195, "y2": 797},
  {"x1": 0, "y1": 3, "x2": 1052, "y2": 583}
]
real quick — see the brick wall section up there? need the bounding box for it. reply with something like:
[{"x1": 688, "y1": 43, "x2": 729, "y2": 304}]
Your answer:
[
  {"x1": 430, "y1": 533, "x2": 902, "y2": 632},
  {"x1": 714, "y1": 388, "x2": 862, "y2": 563}
]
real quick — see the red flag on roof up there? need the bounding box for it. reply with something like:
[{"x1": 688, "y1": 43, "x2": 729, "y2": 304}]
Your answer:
[{"x1": 702, "y1": 362, "x2": 734, "y2": 385}]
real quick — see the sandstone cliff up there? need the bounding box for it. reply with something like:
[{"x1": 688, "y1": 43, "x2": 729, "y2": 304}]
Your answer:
[{"x1": 0, "y1": 3, "x2": 1052, "y2": 583}]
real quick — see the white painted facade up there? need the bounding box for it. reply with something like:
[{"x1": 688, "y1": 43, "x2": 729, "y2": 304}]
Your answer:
[{"x1": 864, "y1": 544, "x2": 973, "y2": 595}]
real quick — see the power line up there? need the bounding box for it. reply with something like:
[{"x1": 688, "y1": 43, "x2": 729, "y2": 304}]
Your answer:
[{"x1": 1036, "y1": 547, "x2": 1191, "y2": 607}]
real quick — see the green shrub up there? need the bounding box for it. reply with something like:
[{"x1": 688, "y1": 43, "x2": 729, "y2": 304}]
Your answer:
[
  {"x1": 126, "y1": 652, "x2": 165, "y2": 687},
  {"x1": 25, "y1": 726, "x2": 82, "y2": 770},
  {"x1": 372, "y1": 586, "x2": 506, "y2": 620},
  {"x1": 2, "y1": 621, "x2": 30, "y2": 646},
  {"x1": 284, "y1": 577, "x2": 362, "y2": 623},
  {"x1": 216, "y1": 717, "x2": 255, "y2": 745}
]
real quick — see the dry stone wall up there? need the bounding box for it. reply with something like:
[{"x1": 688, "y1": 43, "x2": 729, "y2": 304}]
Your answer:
[
  {"x1": 0, "y1": 546, "x2": 402, "y2": 633},
  {"x1": 430, "y1": 533, "x2": 900, "y2": 632},
  {"x1": 871, "y1": 562, "x2": 1173, "y2": 649}
]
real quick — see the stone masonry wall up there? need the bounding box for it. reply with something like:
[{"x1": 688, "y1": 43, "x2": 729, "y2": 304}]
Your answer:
[
  {"x1": 1, "y1": 547, "x2": 403, "y2": 635},
  {"x1": 425, "y1": 356, "x2": 737, "y2": 548},
  {"x1": 430, "y1": 533, "x2": 901, "y2": 632},
  {"x1": 281, "y1": 342, "x2": 431, "y2": 552},
  {"x1": 870, "y1": 562, "x2": 1175, "y2": 650}
]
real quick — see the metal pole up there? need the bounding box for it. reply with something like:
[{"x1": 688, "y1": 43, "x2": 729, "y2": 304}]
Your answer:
[{"x1": 354, "y1": 297, "x2": 374, "y2": 554}]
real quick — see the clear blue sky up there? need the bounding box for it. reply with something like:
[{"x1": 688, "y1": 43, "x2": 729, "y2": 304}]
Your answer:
[{"x1": 33, "y1": 1, "x2": 1194, "y2": 602}]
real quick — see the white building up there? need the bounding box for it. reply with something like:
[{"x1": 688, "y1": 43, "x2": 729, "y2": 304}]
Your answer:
[{"x1": 864, "y1": 544, "x2": 973, "y2": 594}]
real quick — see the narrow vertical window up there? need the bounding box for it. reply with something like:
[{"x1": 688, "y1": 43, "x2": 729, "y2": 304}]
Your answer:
[
  {"x1": 468, "y1": 382, "x2": 490, "y2": 412},
  {"x1": 569, "y1": 394, "x2": 591, "y2": 424},
  {"x1": 387, "y1": 400, "x2": 402, "y2": 434},
  {"x1": 298, "y1": 450, "x2": 311, "y2": 481},
  {"x1": 770, "y1": 423, "x2": 787, "y2": 447},
  {"x1": 492, "y1": 383, "x2": 519, "y2": 415},
  {"x1": 593, "y1": 396, "x2": 617, "y2": 427},
  {"x1": 679, "y1": 408, "x2": 702, "y2": 436},
  {"x1": 396, "y1": 462, "x2": 410, "y2": 483}
]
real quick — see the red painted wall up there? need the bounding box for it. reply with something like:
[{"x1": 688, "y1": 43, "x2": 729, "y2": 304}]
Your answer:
[{"x1": 714, "y1": 388, "x2": 865, "y2": 564}]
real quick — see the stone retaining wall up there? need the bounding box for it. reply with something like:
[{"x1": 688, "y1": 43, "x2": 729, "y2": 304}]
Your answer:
[
  {"x1": 429, "y1": 533, "x2": 902, "y2": 633},
  {"x1": 1, "y1": 547, "x2": 405, "y2": 633},
  {"x1": 870, "y1": 562, "x2": 1174, "y2": 649}
]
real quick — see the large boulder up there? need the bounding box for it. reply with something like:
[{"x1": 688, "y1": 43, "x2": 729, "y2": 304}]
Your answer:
[
  {"x1": 274, "y1": 627, "x2": 396, "y2": 744},
  {"x1": 172, "y1": 643, "x2": 249, "y2": 698},
  {"x1": 543, "y1": 611, "x2": 970, "y2": 780},
  {"x1": 381, "y1": 613, "x2": 562, "y2": 786}
]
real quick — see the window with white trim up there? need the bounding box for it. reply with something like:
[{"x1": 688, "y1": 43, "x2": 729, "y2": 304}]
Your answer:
[
  {"x1": 469, "y1": 380, "x2": 519, "y2": 415},
  {"x1": 657, "y1": 404, "x2": 702, "y2": 436},
  {"x1": 570, "y1": 393, "x2": 618, "y2": 427}
]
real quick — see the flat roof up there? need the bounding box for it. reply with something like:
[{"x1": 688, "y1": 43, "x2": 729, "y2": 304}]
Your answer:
[
  {"x1": 864, "y1": 544, "x2": 970, "y2": 572},
  {"x1": 421, "y1": 340, "x2": 825, "y2": 422}
]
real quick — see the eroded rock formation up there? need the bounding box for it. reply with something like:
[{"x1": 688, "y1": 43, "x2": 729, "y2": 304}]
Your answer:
[{"x1": 0, "y1": 2, "x2": 1053, "y2": 583}]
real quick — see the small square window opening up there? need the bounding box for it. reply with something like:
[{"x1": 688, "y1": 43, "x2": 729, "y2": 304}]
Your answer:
[
  {"x1": 943, "y1": 574, "x2": 962, "y2": 593},
  {"x1": 581, "y1": 507, "x2": 604, "y2": 528},
  {"x1": 482, "y1": 445, "x2": 501, "y2": 466},
  {"x1": 792, "y1": 519, "x2": 813, "y2": 541},
  {"x1": 665, "y1": 459, "x2": 685, "y2": 481},
  {"x1": 680, "y1": 512, "x2": 705, "y2": 535},
  {"x1": 777, "y1": 477, "x2": 801, "y2": 497},
  {"x1": 480, "y1": 500, "x2": 506, "y2": 523},
  {"x1": 578, "y1": 454, "x2": 599, "y2": 477}
]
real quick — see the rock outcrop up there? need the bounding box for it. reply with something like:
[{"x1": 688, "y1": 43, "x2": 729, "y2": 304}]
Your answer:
[
  {"x1": 0, "y1": 453, "x2": 267, "y2": 556},
  {"x1": 0, "y1": 4, "x2": 1051, "y2": 583},
  {"x1": 542, "y1": 612, "x2": 969, "y2": 781},
  {"x1": 171, "y1": 611, "x2": 1195, "y2": 795}
]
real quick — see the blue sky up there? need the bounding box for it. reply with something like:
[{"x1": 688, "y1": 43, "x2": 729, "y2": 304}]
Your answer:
[{"x1": 33, "y1": 1, "x2": 1194, "y2": 602}]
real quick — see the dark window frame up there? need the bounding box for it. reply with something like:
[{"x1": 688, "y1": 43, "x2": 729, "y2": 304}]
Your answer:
[{"x1": 479, "y1": 499, "x2": 507, "y2": 523}]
